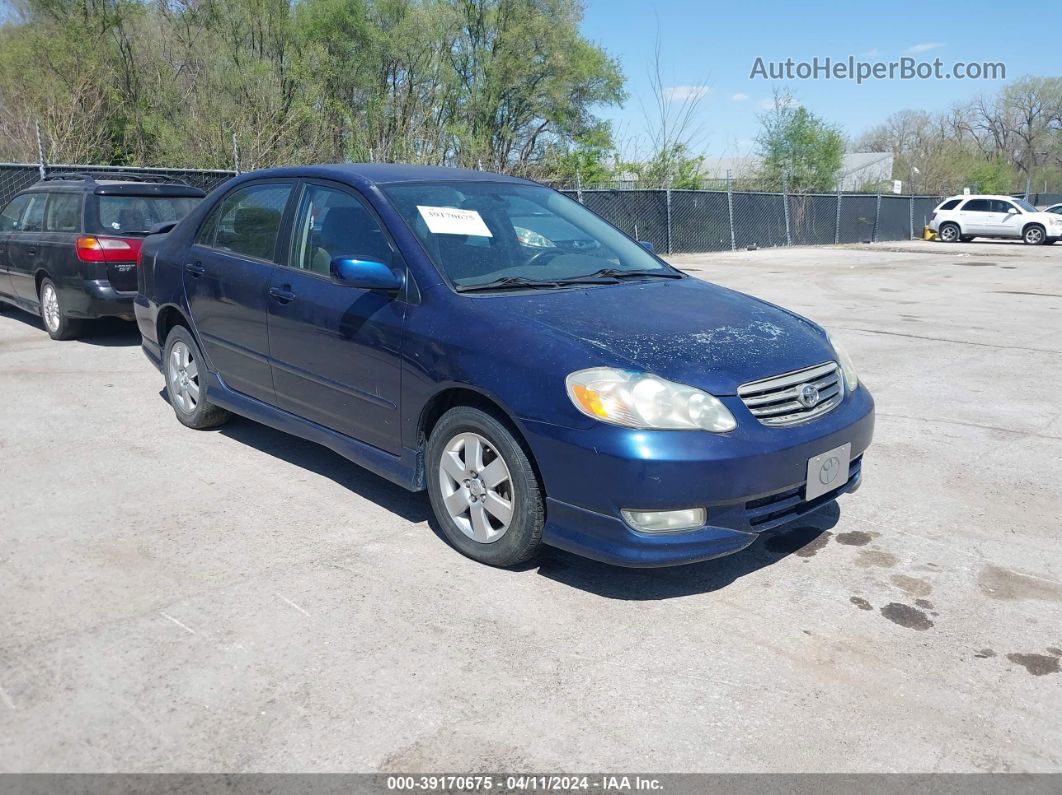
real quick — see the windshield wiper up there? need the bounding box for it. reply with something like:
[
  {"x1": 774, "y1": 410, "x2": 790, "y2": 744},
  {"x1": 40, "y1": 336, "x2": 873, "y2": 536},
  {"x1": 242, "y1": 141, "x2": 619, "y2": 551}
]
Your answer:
[
  {"x1": 565, "y1": 267, "x2": 683, "y2": 282},
  {"x1": 455, "y1": 276, "x2": 564, "y2": 293}
]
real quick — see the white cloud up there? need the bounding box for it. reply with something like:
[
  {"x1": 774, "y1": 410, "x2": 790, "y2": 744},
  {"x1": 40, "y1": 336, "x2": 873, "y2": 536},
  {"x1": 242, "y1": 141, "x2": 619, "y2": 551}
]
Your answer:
[
  {"x1": 758, "y1": 95, "x2": 801, "y2": 111},
  {"x1": 906, "y1": 42, "x2": 943, "y2": 54},
  {"x1": 731, "y1": 92, "x2": 749, "y2": 102},
  {"x1": 861, "y1": 48, "x2": 881, "y2": 57},
  {"x1": 663, "y1": 85, "x2": 711, "y2": 102}
]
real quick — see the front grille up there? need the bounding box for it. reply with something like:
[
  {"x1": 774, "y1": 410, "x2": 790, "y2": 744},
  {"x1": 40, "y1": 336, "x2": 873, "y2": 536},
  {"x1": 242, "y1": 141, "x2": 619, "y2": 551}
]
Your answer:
[{"x1": 738, "y1": 361, "x2": 844, "y2": 427}]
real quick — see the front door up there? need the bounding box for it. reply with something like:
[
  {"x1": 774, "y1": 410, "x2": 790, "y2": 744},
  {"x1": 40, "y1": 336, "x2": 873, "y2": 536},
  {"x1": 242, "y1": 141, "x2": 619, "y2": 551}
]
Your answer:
[
  {"x1": 183, "y1": 180, "x2": 295, "y2": 405},
  {"x1": 986, "y1": 200, "x2": 1023, "y2": 237},
  {"x1": 0, "y1": 193, "x2": 32, "y2": 301},
  {"x1": 7, "y1": 192, "x2": 48, "y2": 304},
  {"x1": 266, "y1": 181, "x2": 406, "y2": 455}
]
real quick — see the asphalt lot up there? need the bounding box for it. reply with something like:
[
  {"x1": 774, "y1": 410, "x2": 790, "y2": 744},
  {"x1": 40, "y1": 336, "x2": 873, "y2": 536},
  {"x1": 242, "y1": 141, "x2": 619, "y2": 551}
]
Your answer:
[{"x1": 1, "y1": 238, "x2": 1060, "y2": 773}]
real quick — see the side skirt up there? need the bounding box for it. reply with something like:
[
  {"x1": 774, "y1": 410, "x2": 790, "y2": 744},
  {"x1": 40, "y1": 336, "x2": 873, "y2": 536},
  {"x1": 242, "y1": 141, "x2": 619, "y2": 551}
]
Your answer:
[{"x1": 203, "y1": 369, "x2": 425, "y2": 492}]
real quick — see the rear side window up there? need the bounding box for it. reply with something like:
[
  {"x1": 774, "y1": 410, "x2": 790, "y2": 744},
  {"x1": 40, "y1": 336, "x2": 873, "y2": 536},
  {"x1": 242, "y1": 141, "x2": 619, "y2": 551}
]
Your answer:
[
  {"x1": 21, "y1": 194, "x2": 47, "y2": 232},
  {"x1": 938, "y1": 199, "x2": 961, "y2": 211},
  {"x1": 44, "y1": 193, "x2": 82, "y2": 232},
  {"x1": 94, "y1": 195, "x2": 200, "y2": 235},
  {"x1": 962, "y1": 199, "x2": 991, "y2": 212},
  {"x1": 0, "y1": 194, "x2": 31, "y2": 231},
  {"x1": 196, "y1": 183, "x2": 292, "y2": 262}
]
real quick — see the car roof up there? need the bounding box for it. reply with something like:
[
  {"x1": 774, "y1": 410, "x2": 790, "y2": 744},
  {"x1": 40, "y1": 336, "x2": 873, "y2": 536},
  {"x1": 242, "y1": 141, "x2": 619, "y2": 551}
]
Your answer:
[
  {"x1": 227, "y1": 163, "x2": 538, "y2": 189},
  {"x1": 24, "y1": 173, "x2": 206, "y2": 197},
  {"x1": 943, "y1": 194, "x2": 1026, "y2": 202}
]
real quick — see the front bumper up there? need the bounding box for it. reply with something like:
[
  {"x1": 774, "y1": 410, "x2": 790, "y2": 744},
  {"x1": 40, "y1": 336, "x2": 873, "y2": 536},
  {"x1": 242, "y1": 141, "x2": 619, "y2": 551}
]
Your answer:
[{"x1": 521, "y1": 387, "x2": 875, "y2": 567}]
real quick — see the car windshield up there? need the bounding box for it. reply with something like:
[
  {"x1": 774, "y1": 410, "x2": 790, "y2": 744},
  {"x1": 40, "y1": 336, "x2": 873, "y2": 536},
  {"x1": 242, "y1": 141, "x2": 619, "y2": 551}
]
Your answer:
[
  {"x1": 1014, "y1": 198, "x2": 1037, "y2": 213},
  {"x1": 381, "y1": 181, "x2": 677, "y2": 289},
  {"x1": 94, "y1": 195, "x2": 201, "y2": 235}
]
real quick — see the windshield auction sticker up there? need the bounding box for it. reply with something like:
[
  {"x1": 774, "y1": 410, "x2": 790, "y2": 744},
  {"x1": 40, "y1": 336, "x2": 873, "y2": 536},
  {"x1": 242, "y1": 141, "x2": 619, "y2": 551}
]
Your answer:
[{"x1": 417, "y1": 205, "x2": 493, "y2": 237}]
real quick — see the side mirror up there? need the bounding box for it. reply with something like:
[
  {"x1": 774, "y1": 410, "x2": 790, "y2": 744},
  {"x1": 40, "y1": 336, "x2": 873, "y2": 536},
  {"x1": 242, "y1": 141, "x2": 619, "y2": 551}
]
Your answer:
[
  {"x1": 330, "y1": 256, "x2": 401, "y2": 294},
  {"x1": 638, "y1": 240, "x2": 655, "y2": 252}
]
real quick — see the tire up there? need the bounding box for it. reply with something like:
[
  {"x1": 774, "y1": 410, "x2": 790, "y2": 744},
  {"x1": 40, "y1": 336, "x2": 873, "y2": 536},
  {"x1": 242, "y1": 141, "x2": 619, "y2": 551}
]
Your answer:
[
  {"x1": 1023, "y1": 224, "x2": 1046, "y2": 245},
  {"x1": 163, "y1": 325, "x2": 231, "y2": 429},
  {"x1": 38, "y1": 278, "x2": 84, "y2": 340},
  {"x1": 938, "y1": 223, "x2": 961, "y2": 243},
  {"x1": 426, "y1": 406, "x2": 544, "y2": 567}
]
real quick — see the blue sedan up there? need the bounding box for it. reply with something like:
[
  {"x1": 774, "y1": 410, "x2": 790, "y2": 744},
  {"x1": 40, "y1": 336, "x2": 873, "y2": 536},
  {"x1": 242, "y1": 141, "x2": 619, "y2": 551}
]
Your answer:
[{"x1": 134, "y1": 164, "x2": 874, "y2": 567}]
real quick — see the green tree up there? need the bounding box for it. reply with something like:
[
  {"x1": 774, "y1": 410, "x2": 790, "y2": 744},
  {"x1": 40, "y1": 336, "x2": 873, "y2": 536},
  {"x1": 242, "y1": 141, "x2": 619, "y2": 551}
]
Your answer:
[{"x1": 756, "y1": 92, "x2": 844, "y2": 192}]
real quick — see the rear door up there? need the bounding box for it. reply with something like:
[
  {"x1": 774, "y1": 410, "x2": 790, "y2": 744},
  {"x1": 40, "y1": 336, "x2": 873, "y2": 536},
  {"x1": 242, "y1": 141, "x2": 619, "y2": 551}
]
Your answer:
[
  {"x1": 958, "y1": 198, "x2": 992, "y2": 235},
  {"x1": 183, "y1": 180, "x2": 295, "y2": 405},
  {"x1": 266, "y1": 180, "x2": 406, "y2": 454},
  {"x1": 7, "y1": 192, "x2": 49, "y2": 303},
  {"x1": 0, "y1": 194, "x2": 32, "y2": 300},
  {"x1": 35, "y1": 192, "x2": 84, "y2": 290}
]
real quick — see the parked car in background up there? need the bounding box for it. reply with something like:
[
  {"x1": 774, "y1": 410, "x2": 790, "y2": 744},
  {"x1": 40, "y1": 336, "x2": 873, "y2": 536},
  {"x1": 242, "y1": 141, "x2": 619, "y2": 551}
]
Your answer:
[
  {"x1": 1044, "y1": 203, "x2": 1062, "y2": 216},
  {"x1": 0, "y1": 172, "x2": 205, "y2": 339},
  {"x1": 136, "y1": 164, "x2": 874, "y2": 568},
  {"x1": 928, "y1": 194, "x2": 1062, "y2": 245}
]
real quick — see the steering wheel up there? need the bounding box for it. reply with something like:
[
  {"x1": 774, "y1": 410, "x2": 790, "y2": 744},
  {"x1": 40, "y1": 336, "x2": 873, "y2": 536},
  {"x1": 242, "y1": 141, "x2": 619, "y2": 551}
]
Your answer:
[{"x1": 523, "y1": 247, "x2": 566, "y2": 269}]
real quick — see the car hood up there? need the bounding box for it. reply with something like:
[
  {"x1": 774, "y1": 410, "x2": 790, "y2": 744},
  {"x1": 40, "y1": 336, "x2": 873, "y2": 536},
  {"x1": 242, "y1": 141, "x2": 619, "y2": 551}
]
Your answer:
[{"x1": 475, "y1": 277, "x2": 836, "y2": 396}]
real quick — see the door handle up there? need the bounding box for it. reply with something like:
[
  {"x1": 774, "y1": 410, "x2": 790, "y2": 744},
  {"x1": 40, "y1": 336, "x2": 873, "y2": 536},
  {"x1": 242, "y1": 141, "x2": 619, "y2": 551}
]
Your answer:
[
  {"x1": 268, "y1": 286, "x2": 296, "y2": 303},
  {"x1": 26, "y1": 247, "x2": 37, "y2": 255},
  {"x1": 185, "y1": 262, "x2": 206, "y2": 277}
]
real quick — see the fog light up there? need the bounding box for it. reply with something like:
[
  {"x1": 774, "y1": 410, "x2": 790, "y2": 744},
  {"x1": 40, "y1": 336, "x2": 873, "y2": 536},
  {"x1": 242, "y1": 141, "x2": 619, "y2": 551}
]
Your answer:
[{"x1": 621, "y1": 508, "x2": 707, "y2": 533}]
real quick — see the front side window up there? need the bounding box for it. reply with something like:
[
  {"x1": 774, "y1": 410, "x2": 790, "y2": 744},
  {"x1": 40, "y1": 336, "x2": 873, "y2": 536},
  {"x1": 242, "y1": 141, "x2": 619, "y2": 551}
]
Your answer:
[
  {"x1": 0, "y1": 194, "x2": 31, "y2": 231},
  {"x1": 44, "y1": 193, "x2": 82, "y2": 232},
  {"x1": 382, "y1": 181, "x2": 676, "y2": 289},
  {"x1": 94, "y1": 195, "x2": 199, "y2": 235},
  {"x1": 289, "y1": 184, "x2": 392, "y2": 276},
  {"x1": 196, "y1": 182, "x2": 292, "y2": 262}
]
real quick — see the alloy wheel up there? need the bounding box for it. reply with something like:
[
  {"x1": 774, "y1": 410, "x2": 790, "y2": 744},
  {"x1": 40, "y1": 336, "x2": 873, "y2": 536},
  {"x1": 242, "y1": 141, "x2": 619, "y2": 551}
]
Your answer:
[
  {"x1": 167, "y1": 340, "x2": 200, "y2": 413},
  {"x1": 438, "y1": 431, "x2": 514, "y2": 543},
  {"x1": 41, "y1": 284, "x2": 60, "y2": 332}
]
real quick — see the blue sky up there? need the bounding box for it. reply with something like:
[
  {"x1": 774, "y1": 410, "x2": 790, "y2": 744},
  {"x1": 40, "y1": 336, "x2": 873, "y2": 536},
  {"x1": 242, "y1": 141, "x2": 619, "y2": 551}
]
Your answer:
[{"x1": 580, "y1": 0, "x2": 1057, "y2": 157}]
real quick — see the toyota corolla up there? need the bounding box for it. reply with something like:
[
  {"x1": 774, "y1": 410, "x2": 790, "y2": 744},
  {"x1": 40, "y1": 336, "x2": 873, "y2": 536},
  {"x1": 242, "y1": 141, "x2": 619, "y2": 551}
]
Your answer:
[{"x1": 135, "y1": 164, "x2": 874, "y2": 567}]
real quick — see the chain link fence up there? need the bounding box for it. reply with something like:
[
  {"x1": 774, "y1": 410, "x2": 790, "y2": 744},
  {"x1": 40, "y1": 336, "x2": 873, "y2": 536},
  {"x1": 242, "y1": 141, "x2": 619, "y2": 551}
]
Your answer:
[{"x1": 1, "y1": 161, "x2": 950, "y2": 254}]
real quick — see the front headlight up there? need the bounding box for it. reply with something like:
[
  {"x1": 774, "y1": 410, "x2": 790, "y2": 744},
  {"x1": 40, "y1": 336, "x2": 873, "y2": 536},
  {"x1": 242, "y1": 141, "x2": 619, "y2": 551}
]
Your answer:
[
  {"x1": 566, "y1": 368, "x2": 736, "y2": 432},
  {"x1": 827, "y1": 331, "x2": 859, "y2": 392}
]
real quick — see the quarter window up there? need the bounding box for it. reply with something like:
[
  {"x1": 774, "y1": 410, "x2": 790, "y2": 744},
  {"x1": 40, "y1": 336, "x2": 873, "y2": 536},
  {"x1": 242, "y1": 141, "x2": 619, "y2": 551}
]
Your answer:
[
  {"x1": 0, "y1": 194, "x2": 31, "y2": 231},
  {"x1": 44, "y1": 193, "x2": 82, "y2": 232},
  {"x1": 939, "y1": 199, "x2": 961, "y2": 210},
  {"x1": 288, "y1": 185, "x2": 392, "y2": 276},
  {"x1": 196, "y1": 183, "x2": 292, "y2": 262}
]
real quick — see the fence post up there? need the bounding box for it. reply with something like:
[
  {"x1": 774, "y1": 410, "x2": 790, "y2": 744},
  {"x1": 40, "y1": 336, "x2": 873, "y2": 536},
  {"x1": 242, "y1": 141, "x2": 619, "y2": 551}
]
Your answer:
[
  {"x1": 665, "y1": 174, "x2": 673, "y2": 255},
  {"x1": 35, "y1": 120, "x2": 46, "y2": 180},
  {"x1": 834, "y1": 184, "x2": 842, "y2": 245},
  {"x1": 872, "y1": 191, "x2": 882, "y2": 243},
  {"x1": 232, "y1": 133, "x2": 241, "y2": 175},
  {"x1": 726, "y1": 170, "x2": 736, "y2": 252},
  {"x1": 782, "y1": 169, "x2": 792, "y2": 246},
  {"x1": 576, "y1": 166, "x2": 584, "y2": 205},
  {"x1": 909, "y1": 193, "x2": 915, "y2": 239}
]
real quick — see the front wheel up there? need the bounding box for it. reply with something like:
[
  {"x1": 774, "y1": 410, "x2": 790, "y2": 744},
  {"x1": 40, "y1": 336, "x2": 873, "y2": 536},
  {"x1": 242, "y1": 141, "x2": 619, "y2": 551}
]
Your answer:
[
  {"x1": 39, "y1": 278, "x2": 84, "y2": 340},
  {"x1": 1023, "y1": 225, "x2": 1046, "y2": 245},
  {"x1": 163, "y1": 325, "x2": 231, "y2": 429},
  {"x1": 426, "y1": 406, "x2": 544, "y2": 567}
]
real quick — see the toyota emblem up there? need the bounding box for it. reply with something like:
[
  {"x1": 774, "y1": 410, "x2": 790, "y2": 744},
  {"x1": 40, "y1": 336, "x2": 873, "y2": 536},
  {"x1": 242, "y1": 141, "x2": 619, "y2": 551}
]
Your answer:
[
  {"x1": 819, "y1": 456, "x2": 840, "y2": 485},
  {"x1": 797, "y1": 383, "x2": 821, "y2": 408}
]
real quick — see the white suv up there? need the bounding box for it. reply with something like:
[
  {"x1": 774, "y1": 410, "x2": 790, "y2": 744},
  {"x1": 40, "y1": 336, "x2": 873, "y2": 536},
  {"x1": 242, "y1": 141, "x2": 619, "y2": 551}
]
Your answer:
[{"x1": 928, "y1": 195, "x2": 1062, "y2": 245}]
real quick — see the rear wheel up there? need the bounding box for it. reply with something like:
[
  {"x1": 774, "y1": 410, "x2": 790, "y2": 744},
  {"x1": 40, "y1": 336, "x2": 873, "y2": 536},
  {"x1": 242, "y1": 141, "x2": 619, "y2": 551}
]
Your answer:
[
  {"x1": 938, "y1": 223, "x2": 961, "y2": 243},
  {"x1": 1023, "y1": 224, "x2": 1046, "y2": 245},
  {"x1": 163, "y1": 325, "x2": 231, "y2": 429},
  {"x1": 426, "y1": 406, "x2": 544, "y2": 567},
  {"x1": 38, "y1": 278, "x2": 84, "y2": 340}
]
